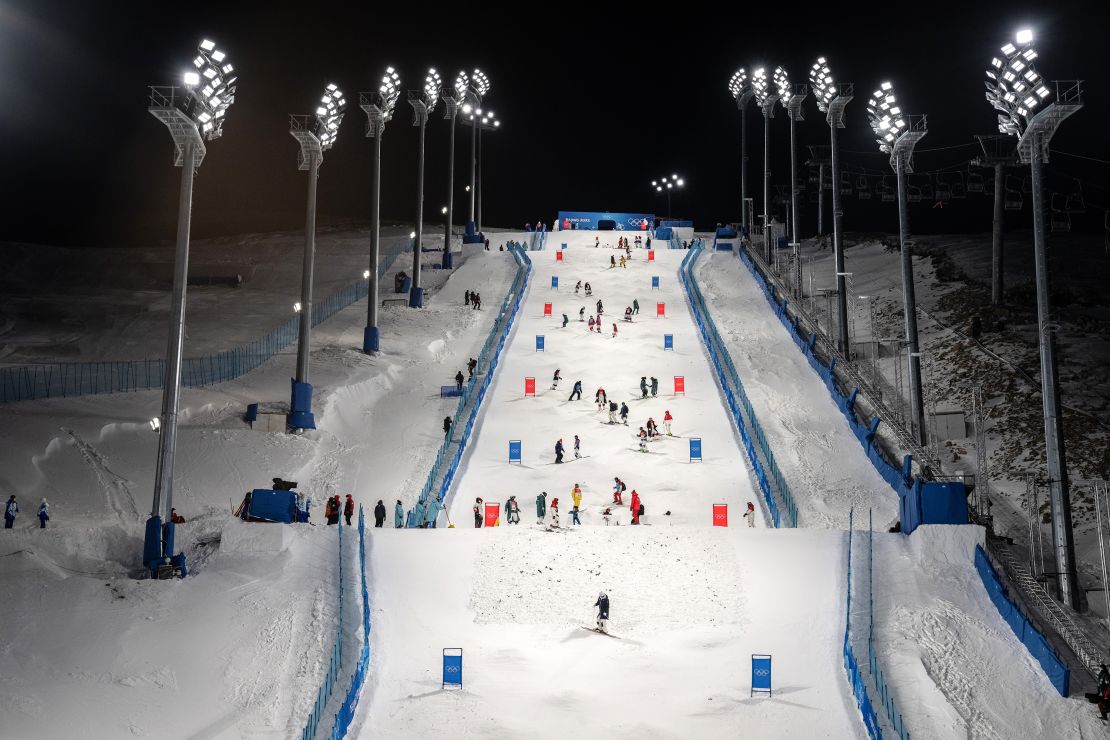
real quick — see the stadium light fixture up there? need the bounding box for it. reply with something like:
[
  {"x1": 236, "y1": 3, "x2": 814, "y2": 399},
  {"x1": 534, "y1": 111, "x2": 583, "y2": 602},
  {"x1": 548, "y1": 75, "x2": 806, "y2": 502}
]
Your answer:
[
  {"x1": 439, "y1": 71, "x2": 469, "y2": 266},
  {"x1": 359, "y1": 66, "x2": 401, "y2": 353},
  {"x1": 809, "y1": 56, "x2": 854, "y2": 359},
  {"x1": 985, "y1": 28, "x2": 1084, "y2": 609},
  {"x1": 363, "y1": 269, "x2": 371, "y2": 279},
  {"x1": 143, "y1": 37, "x2": 238, "y2": 578},
  {"x1": 461, "y1": 69, "x2": 491, "y2": 241},
  {"x1": 865, "y1": 79, "x2": 927, "y2": 451},
  {"x1": 287, "y1": 82, "x2": 346, "y2": 431},
  {"x1": 752, "y1": 67, "x2": 780, "y2": 262},
  {"x1": 651, "y1": 174, "x2": 684, "y2": 218},
  {"x1": 474, "y1": 110, "x2": 501, "y2": 233},
  {"x1": 728, "y1": 67, "x2": 755, "y2": 237},
  {"x1": 775, "y1": 65, "x2": 807, "y2": 299},
  {"x1": 149, "y1": 417, "x2": 160, "y2": 433}
]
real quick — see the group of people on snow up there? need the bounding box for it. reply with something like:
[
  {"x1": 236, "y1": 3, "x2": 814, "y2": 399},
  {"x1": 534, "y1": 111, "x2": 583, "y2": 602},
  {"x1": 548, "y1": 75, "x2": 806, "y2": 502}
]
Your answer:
[
  {"x1": 4, "y1": 495, "x2": 49, "y2": 529},
  {"x1": 463, "y1": 289, "x2": 482, "y2": 310}
]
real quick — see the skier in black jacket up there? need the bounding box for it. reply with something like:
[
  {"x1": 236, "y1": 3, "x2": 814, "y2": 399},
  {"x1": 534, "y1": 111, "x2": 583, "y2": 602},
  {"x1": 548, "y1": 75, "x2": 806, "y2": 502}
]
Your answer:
[
  {"x1": 594, "y1": 591, "x2": 610, "y2": 633},
  {"x1": 373, "y1": 500, "x2": 386, "y2": 527}
]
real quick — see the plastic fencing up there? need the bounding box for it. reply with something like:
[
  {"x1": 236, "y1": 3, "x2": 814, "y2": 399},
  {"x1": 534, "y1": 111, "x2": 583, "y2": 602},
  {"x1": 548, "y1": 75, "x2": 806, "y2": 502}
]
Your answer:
[
  {"x1": 328, "y1": 505, "x2": 373, "y2": 739},
  {"x1": 843, "y1": 511, "x2": 887, "y2": 739},
  {"x1": 975, "y1": 544, "x2": 1070, "y2": 695},
  {"x1": 679, "y1": 246, "x2": 798, "y2": 527},
  {"x1": 301, "y1": 518, "x2": 345, "y2": 740},
  {"x1": 413, "y1": 245, "x2": 532, "y2": 515},
  {"x1": 0, "y1": 239, "x2": 411, "y2": 403}
]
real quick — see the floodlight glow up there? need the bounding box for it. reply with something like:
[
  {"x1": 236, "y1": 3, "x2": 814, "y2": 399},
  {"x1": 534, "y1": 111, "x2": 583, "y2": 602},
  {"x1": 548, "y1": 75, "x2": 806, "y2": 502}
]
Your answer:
[
  {"x1": 773, "y1": 66, "x2": 791, "y2": 102},
  {"x1": 422, "y1": 68, "x2": 442, "y2": 110},
  {"x1": 676, "y1": 178, "x2": 684, "y2": 186},
  {"x1": 182, "y1": 38, "x2": 237, "y2": 140},
  {"x1": 866, "y1": 81, "x2": 907, "y2": 154},
  {"x1": 471, "y1": 69, "x2": 491, "y2": 97},
  {"x1": 454, "y1": 71, "x2": 470, "y2": 98},
  {"x1": 666, "y1": 182, "x2": 673, "y2": 189},
  {"x1": 441, "y1": 206, "x2": 448, "y2": 214},
  {"x1": 652, "y1": 180, "x2": 657, "y2": 186},
  {"x1": 656, "y1": 186, "x2": 662, "y2": 192},
  {"x1": 294, "y1": 302, "x2": 302, "y2": 312},
  {"x1": 984, "y1": 32, "x2": 1054, "y2": 136},
  {"x1": 671, "y1": 174, "x2": 678, "y2": 180},
  {"x1": 149, "y1": 417, "x2": 161, "y2": 433},
  {"x1": 378, "y1": 66, "x2": 402, "y2": 118},
  {"x1": 462, "y1": 103, "x2": 472, "y2": 114},
  {"x1": 752, "y1": 67, "x2": 773, "y2": 105},
  {"x1": 312, "y1": 82, "x2": 346, "y2": 150},
  {"x1": 728, "y1": 68, "x2": 750, "y2": 98},
  {"x1": 363, "y1": 269, "x2": 371, "y2": 279},
  {"x1": 409, "y1": 231, "x2": 416, "y2": 238},
  {"x1": 809, "y1": 57, "x2": 837, "y2": 113}
]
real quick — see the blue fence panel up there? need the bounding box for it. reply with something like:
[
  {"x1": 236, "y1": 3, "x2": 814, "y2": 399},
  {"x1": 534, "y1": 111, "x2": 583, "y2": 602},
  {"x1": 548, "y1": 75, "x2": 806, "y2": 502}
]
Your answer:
[
  {"x1": 301, "y1": 518, "x2": 345, "y2": 740},
  {"x1": 327, "y1": 505, "x2": 374, "y2": 739}
]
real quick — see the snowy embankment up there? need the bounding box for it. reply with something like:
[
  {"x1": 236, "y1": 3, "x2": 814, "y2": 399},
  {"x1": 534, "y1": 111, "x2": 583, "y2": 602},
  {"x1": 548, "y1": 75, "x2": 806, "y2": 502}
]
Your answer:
[
  {"x1": 867, "y1": 525, "x2": 1105, "y2": 739},
  {"x1": 696, "y1": 251, "x2": 897, "y2": 529},
  {"x1": 353, "y1": 238, "x2": 866, "y2": 738},
  {"x1": 0, "y1": 242, "x2": 516, "y2": 737}
]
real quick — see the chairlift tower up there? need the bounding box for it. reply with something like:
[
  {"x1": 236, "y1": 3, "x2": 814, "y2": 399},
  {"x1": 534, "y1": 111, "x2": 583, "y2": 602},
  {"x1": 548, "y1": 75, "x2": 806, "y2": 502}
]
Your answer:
[
  {"x1": 806, "y1": 144, "x2": 831, "y2": 235},
  {"x1": 973, "y1": 134, "x2": 1019, "y2": 305},
  {"x1": 985, "y1": 28, "x2": 1084, "y2": 609}
]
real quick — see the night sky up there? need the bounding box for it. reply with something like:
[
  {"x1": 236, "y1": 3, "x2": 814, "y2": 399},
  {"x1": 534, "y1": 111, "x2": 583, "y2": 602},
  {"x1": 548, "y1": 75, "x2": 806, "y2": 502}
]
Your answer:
[{"x1": 1, "y1": 0, "x2": 1107, "y2": 248}]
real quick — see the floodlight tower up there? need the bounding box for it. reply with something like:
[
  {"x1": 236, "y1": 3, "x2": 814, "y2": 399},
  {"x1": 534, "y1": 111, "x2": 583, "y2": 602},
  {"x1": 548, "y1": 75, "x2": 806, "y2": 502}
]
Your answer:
[
  {"x1": 462, "y1": 69, "x2": 491, "y2": 243},
  {"x1": 810, "y1": 57, "x2": 854, "y2": 358},
  {"x1": 985, "y1": 28, "x2": 1084, "y2": 608},
  {"x1": 287, "y1": 84, "x2": 346, "y2": 430},
  {"x1": 775, "y1": 67, "x2": 807, "y2": 298},
  {"x1": 751, "y1": 68, "x2": 780, "y2": 262},
  {"x1": 358, "y1": 67, "x2": 401, "y2": 353},
  {"x1": 651, "y1": 174, "x2": 684, "y2": 219},
  {"x1": 728, "y1": 69, "x2": 754, "y2": 238},
  {"x1": 866, "y1": 81, "x2": 927, "y2": 449},
  {"x1": 406, "y1": 68, "x2": 442, "y2": 308},
  {"x1": 441, "y1": 71, "x2": 469, "y2": 266},
  {"x1": 144, "y1": 38, "x2": 237, "y2": 577},
  {"x1": 476, "y1": 110, "x2": 500, "y2": 234}
]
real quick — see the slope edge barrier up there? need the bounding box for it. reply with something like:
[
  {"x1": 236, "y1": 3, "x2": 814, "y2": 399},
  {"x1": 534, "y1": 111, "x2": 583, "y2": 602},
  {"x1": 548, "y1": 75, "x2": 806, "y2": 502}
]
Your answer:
[
  {"x1": 0, "y1": 238, "x2": 413, "y2": 402},
  {"x1": 300, "y1": 517, "x2": 346, "y2": 740},
  {"x1": 679, "y1": 245, "x2": 798, "y2": 527}
]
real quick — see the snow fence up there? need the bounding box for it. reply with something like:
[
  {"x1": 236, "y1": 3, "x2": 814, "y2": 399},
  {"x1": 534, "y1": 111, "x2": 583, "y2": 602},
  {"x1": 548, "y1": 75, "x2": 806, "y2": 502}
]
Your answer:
[
  {"x1": 0, "y1": 237, "x2": 413, "y2": 402},
  {"x1": 844, "y1": 510, "x2": 886, "y2": 739},
  {"x1": 975, "y1": 544, "x2": 1070, "y2": 695},
  {"x1": 413, "y1": 245, "x2": 532, "y2": 518},
  {"x1": 679, "y1": 244, "x2": 799, "y2": 526},
  {"x1": 300, "y1": 515, "x2": 346, "y2": 740}
]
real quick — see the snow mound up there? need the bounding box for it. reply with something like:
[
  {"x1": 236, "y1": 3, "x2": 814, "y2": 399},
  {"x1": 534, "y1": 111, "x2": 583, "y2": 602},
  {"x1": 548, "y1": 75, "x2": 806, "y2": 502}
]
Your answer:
[{"x1": 220, "y1": 518, "x2": 296, "y2": 555}]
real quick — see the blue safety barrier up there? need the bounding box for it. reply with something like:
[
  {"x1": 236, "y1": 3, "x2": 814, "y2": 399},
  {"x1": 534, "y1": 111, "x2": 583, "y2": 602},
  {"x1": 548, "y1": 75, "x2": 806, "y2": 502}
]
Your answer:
[
  {"x1": 680, "y1": 245, "x2": 798, "y2": 527},
  {"x1": 0, "y1": 238, "x2": 412, "y2": 403},
  {"x1": 975, "y1": 545, "x2": 1069, "y2": 695},
  {"x1": 412, "y1": 246, "x2": 533, "y2": 512},
  {"x1": 300, "y1": 516, "x2": 346, "y2": 740},
  {"x1": 844, "y1": 511, "x2": 889, "y2": 739}
]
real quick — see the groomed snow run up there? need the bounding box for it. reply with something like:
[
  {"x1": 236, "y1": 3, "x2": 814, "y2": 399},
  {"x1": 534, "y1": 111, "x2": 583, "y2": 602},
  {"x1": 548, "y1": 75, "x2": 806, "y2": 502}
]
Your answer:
[{"x1": 352, "y1": 237, "x2": 866, "y2": 739}]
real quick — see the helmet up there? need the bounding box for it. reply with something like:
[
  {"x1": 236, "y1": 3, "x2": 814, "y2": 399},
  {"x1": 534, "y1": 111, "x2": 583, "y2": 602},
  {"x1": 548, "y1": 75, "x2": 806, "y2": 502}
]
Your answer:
[{"x1": 599, "y1": 591, "x2": 607, "y2": 599}]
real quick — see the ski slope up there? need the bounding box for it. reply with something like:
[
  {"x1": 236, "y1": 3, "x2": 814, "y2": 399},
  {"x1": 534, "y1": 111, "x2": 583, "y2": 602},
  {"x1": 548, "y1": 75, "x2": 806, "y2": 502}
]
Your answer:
[
  {"x1": 354, "y1": 238, "x2": 867, "y2": 738},
  {"x1": 696, "y1": 251, "x2": 898, "y2": 529}
]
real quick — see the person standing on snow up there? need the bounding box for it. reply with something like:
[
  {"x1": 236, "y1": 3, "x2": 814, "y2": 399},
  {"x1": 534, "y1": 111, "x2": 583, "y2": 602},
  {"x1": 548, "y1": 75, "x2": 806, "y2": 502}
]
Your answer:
[
  {"x1": 595, "y1": 315, "x2": 602, "y2": 333},
  {"x1": 571, "y1": 506, "x2": 582, "y2": 525},
  {"x1": 584, "y1": 282, "x2": 592, "y2": 296},
  {"x1": 595, "y1": 591, "x2": 610, "y2": 633},
  {"x1": 425, "y1": 497, "x2": 442, "y2": 528},
  {"x1": 610, "y1": 255, "x2": 616, "y2": 269},
  {"x1": 588, "y1": 316, "x2": 595, "y2": 333},
  {"x1": 474, "y1": 497, "x2": 484, "y2": 528},
  {"x1": 646, "y1": 417, "x2": 658, "y2": 439},
  {"x1": 4, "y1": 495, "x2": 17, "y2": 529},
  {"x1": 744, "y1": 502, "x2": 756, "y2": 528},
  {"x1": 394, "y1": 500, "x2": 405, "y2": 528},
  {"x1": 596, "y1": 299, "x2": 603, "y2": 315},
  {"x1": 624, "y1": 306, "x2": 633, "y2": 322},
  {"x1": 344, "y1": 494, "x2": 355, "y2": 526},
  {"x1": 444, "y1": 416, "x2": 452, "y2": 439},
  {"x1": 639, "y1": 377, "x2": 648, "y2": 398},
  {"x1": 575, "y1": 280, "x2": 582, "y2": 295},
  {"x1": 650, "y1": 376, "x2": 659, "y2": 397},
  {"x1": 663, "y1": 409, "x2": 673, "y2": 436},
  {"x1": 579, "y1": 306, "x2": 586, "y2": 322},
  {"x1": 612, "y1": 477, "x2": 626, "y2": 505},
  {"x1": 38, "y1": 498, "x2": 49, "y2": 529},
  {"x1": 562, "y1": 313, "x2": 569, "y2": 328},
  {"x1": 413, "y1": 499, "x2": 426, "y2": 529},
  {"x1": 637, "y1": 427, "x2": 648, "y2": 453},
  {"x1": 574, "y1": 435, "x2": 582, "y2": 459},
  {"x1": 550, "y1": 496, "x2": 561, "y2": 528},
  {"x1": 373, "y1": 500, "x2": 386, "y2": 527},
  {"x1": 536, "y1": 491, "x2": 547, "y2": 524},
  {"x1": 630, "y1": 490, "x2": 642, "y2": 525},
  {"x1": 507, "y1": 496, "x2": 520, "y2": 524},
  {"x1": 568, "y1": 380, "x2": 583, "y2": 401},
  {"x1": 619, "y1": 402, "x2": 629, "y2": 425},
  {"x1": 612, "y1": 323, "x2": 618, "y2": 338},
  {"x1": 555, "y1": 438, "x2": 565, "y2": 464},
  {"x1": 572, "y1": 483, "x2": 583, "y2": 511},
  {"x1": 595, "y1": 387, "x2": 606, "y2": 409},
  {"x1": 455, "y1": 370, "x2": 465, "y2": 392},
  {"x1": 467, "y1": 357, "x2": 477, "y2": 378},
  {"x1": 608, "y1": 400, "x2": 619, "y2": 424},
  {"x1": 633, "y1": 298, "x2": 640, "y2": 315},
  {"x1": 552, "y1": 368, "x2": 562, "y2": 389}
]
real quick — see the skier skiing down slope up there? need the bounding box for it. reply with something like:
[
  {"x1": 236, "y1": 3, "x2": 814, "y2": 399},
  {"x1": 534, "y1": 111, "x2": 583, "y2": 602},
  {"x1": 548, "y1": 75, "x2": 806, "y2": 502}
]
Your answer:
[
  {"x1": 552, "y1": 368, "x2": 562, "y2": 389},
  {"x1": 595, "y1": 591, "x2": 610, "y2": 633},
  {"x1": 568, "y1": 380, "x2": 583, "y2": 401}
]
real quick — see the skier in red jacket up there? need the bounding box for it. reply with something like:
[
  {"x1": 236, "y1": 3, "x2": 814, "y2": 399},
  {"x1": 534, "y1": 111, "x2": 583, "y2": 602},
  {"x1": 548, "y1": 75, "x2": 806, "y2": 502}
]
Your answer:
[
  {"x1": 663, "y1": 410, "x2": 674, "y2": 436},
  {"x1": 630, "y1": 490, "x2": 642, "y2": 525}
]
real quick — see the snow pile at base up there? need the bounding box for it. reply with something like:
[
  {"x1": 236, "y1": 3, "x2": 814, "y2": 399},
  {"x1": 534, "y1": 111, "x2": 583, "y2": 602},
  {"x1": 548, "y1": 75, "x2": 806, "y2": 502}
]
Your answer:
[
  {"x1": 870, "y1": 525, "x2": 1103, "y2": 738},
  {"x1": 353, "y1": 528, "x2": 864, "y2": 740},
  {"x1": 696, "y1": 251, "x2": 898, "y2": 529}
]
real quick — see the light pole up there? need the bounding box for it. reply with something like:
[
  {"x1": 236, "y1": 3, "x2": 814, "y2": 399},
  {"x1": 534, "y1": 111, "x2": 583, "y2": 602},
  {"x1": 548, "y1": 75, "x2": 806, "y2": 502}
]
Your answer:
[
  {"x1": 728, "y1": 69, "x2": 754, "y2": 239},
  {"x1": 752, "y1": 68, "x2": 779, "y2": 263},
  {"x1": 476, "y1": 110, "x2": 500, "y2": 235},
  {"x1": 463, "y1": 69, "x2": 490, "y2": 243},
  {"x1": 287, "y1": 84, "x2": 346, "y2": 431},
  {"x1": 810, "y1": 57, "x2": 854, "y2": 359},
  {"x1": 775, "y1": 66, "x2": 807, "y2": 298},
  {"x1": 359, "y1": 67, "x2": 401, "y2": 353},
  {"x1": 441, "y1": 71, "x2": 469, "y2": 267},
  {"x1": 973, "y1": 134, "x2": 1018, "y2": 305},
  {"x1": 144, "y1": 38, "x2": 237, "y2": 577},
  {"x1": 866, "y1": 81, "x2": 927, "y2": 448},
  {"x1": 985, "y1": 28, "x2": 1084, "y2": 609},
  {"x1": 407, "y1": 68, "x2": 442, "y2": 309},
  {"x1": 651, "y1": 174, "x2": 684, "y2": 219}
]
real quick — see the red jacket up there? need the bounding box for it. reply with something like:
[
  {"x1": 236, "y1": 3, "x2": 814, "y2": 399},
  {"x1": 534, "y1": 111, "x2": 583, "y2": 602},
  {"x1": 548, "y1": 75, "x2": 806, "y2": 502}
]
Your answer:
[
  {"x1": 630, "y1": 491, "x2": 641, "y2": 513},
  {"x1": 344, "y1": 497, "x2": 354, "y2": 516},
  {"x1": 664, "y1": 411, "x2": 673, "y2": 422}
]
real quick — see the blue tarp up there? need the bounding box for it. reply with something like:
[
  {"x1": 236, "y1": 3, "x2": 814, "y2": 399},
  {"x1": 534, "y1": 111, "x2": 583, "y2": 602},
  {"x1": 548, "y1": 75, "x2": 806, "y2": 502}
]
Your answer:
[
  {"x1": 246, "y1": 488, "x2": 298, "y2": 523},
  {"x1": 974, "y1": 545, "x2": 1069, "y2": 695}
]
